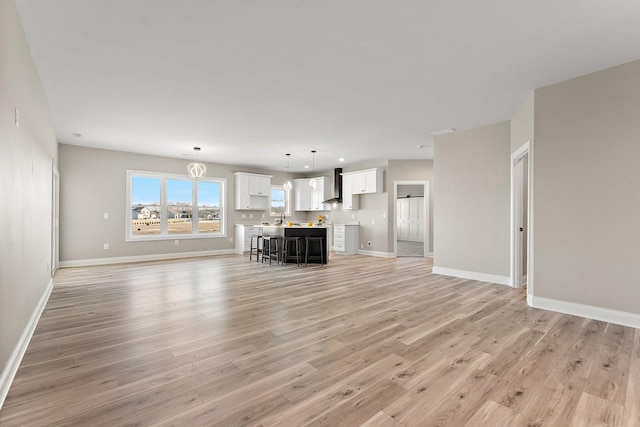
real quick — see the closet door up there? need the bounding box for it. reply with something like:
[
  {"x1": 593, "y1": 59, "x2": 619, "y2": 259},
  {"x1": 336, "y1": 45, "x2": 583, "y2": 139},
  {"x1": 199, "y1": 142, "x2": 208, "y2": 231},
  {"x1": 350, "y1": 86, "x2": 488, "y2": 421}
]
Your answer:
[
  {"x1": 397, "y1": 198, "x2": 425, "y2": 242},
  {"x1": 396, "y1": 199, "x2": 411, "y2": 241},
  {"x1": 408, "y1": 198, "x2": 424, "y2": 242}
]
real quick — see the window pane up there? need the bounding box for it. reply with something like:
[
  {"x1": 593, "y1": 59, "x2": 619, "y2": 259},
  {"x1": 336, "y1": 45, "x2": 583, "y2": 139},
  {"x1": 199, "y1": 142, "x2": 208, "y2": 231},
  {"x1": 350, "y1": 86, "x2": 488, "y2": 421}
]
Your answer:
[
  {"x1": 167, "y1": 179, "x2": 192, "y2": 234},
  {"x1": 167, "y1": 179, "x2": 192, "y2": 204},
  {"x1": 198, "y1": 181, "x2": 221, "y2": 233},
  {"x1": 168, "y1": 206, "x2": 192, "y2": 234},
  {"x1": 270, "y1": 187, "x2": 286, "y2": 216},
  {"x1": 131, "y1": 176, "x2": 161, "y2": 235}
]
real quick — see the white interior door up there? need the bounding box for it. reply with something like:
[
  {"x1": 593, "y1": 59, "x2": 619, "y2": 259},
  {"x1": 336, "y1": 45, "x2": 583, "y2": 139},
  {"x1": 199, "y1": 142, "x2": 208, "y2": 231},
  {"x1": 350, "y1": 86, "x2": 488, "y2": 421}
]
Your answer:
[
  {"x1": 394, "y1": 181, "x2": 429, "y2": 257},
  {"x1": 511, "y1": 141, "x2": 530, "y2": 292},
  {"x1": 408, "y1": 198, "x2": 424, "y2": 242},
  {"x1": 51, "y1": 167, "x2": 59, "y2": 275}
]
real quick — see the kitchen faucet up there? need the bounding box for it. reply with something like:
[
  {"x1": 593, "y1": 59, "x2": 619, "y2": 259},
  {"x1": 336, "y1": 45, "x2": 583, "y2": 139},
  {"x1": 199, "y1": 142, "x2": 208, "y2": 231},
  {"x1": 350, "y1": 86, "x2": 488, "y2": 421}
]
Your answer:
[{"x1": 280, "y1": 213, "x2": 285, "y2": 224}]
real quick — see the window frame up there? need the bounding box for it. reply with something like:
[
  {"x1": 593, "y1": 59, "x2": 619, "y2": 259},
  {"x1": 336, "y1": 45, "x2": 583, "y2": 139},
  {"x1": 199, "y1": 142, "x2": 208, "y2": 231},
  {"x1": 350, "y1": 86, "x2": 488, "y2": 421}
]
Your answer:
[
  {"x1": 269, "y1": 185, "x2": 291, "y2": 217},
  {"x1": 126, "y1": 169, "x2": 226, "y2": 241}
]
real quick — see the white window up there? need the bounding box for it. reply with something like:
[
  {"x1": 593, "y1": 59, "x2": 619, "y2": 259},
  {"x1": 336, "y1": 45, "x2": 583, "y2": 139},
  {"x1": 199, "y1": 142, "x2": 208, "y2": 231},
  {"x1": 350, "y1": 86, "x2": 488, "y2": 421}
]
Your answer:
[
  {"x1": 126, "y1": 170, "x2": 226, "y2": 241},
  {"x1": 270, "y1": 186, "x2": 291, "y2": 217}
]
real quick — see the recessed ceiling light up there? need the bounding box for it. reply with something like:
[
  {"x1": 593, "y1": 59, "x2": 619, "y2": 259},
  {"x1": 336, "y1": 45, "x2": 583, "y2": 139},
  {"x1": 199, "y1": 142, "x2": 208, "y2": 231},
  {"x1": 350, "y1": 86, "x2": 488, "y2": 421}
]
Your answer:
[
  {"x1": 304, "y1": 165, "x2": 310, "y2": 169},
  {"x1": 72, "y1": 133, "x2": 82, "y2": 138},
  {"x1": 338, "y1": 158, "x2": 345, "y2": 162},
  {"x1": 430, "y1": 128, "x2": 457, "y2": 136},
  {"x1": 416, "y1": 145, "x2": 425, "y2": 149}
]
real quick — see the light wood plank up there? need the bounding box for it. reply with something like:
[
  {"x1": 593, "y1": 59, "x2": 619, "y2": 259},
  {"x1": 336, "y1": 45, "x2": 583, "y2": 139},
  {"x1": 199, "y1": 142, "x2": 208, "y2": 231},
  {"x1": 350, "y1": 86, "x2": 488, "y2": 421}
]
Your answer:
[{"x1": 0, "y1": 254, "x2": 638, "y2": 426}]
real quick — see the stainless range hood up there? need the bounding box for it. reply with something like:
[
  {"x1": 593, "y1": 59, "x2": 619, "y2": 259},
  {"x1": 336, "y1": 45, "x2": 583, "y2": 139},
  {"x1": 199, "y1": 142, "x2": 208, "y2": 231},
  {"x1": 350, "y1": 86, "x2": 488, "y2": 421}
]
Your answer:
[{"x1": 323, "y1": 168, "x2": 343, "y2": 203}]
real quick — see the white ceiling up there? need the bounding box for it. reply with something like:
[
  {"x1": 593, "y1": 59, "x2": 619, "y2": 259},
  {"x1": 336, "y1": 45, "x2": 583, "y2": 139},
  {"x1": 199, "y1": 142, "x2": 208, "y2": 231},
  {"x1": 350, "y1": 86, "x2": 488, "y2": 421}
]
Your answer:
[{"x1": 15, "y1": 0, "x2": 640, "y2": 173}]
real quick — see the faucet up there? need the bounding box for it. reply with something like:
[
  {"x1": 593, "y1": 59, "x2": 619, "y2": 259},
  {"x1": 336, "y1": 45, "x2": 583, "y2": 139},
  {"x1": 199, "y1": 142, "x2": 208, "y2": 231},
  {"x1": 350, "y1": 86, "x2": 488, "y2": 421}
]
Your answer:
[{"x1": 280, "y1": 213, "x2": 285, "y2": 225}]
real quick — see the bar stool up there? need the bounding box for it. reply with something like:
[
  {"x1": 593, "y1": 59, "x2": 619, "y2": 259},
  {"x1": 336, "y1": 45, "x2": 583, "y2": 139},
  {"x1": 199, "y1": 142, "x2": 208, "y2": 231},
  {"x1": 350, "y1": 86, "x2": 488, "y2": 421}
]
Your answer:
[
  {"x1": 305, "y1": 236, "x2": 325, "y2": 266},
  {"x1": 282, "y1": 236, "x2": 302, "y2": 266},
  {"x1": 262, "y1": 236, "x2": 281, "y2": 265},
  {"x1": 249, "y1": 234, "x2": 263, "y2": 262}
]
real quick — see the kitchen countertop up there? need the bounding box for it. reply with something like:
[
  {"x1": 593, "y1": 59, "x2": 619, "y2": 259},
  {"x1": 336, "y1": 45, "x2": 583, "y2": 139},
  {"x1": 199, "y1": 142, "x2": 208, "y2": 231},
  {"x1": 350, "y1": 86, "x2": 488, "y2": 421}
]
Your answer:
[{"x1": 261, "y1": 224, "x2": 329, "y2": 228}]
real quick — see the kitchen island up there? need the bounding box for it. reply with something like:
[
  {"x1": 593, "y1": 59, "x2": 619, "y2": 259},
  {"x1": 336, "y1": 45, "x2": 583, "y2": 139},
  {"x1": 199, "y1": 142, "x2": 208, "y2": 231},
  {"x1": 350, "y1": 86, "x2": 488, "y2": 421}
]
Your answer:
[{"x1": 261, "y1": 225, "x2": 328, "y2": 264}]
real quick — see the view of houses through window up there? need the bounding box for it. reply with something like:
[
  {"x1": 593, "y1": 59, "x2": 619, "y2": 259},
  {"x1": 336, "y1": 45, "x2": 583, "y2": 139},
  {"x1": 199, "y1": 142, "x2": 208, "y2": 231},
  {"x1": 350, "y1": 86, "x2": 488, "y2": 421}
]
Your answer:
[
  {"x1": 270, "y1": 186, "x2": 290, "y2": 217},
  {"x1": 129, "y1": 171, "x2": 225, "y2": 239}
]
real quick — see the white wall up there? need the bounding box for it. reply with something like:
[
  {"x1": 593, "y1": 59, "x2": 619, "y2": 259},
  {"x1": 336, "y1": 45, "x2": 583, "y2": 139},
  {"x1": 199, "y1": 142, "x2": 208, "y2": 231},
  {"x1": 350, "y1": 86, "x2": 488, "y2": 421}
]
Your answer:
[
  {"x1": 0, "y1": 0, "x2": 58, "y2": 404},
  {"x1": 533, "y1": 59, "x2": 640, "y2": 315},
  {"x1": 433, "y1": 122, "x2": 511, "y2": 282}
]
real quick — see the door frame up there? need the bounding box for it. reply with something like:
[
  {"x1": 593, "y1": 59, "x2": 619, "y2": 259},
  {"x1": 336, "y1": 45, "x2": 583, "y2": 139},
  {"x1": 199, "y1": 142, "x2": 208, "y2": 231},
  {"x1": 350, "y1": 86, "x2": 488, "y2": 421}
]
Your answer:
[
  {"x1": 51, "y1": 165, "x2": 59, "y2": 276},
  {"x1": 393, "y1": 180, "x2": 430, "y2": 257},
  {"x1": 510, "y1": 141, "x2": 532, "y2": 301}
]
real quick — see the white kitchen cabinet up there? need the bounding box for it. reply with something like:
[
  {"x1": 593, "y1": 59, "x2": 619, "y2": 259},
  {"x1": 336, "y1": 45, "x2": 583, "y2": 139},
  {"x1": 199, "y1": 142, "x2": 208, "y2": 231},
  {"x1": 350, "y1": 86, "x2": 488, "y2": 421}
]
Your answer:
[
  {"x1": 234, "y1": 172, "x2": 272, "y2": 210},
  {"x1": 340, "y1": 168, "x2": 383, "y2": 210},
  {"x1": 248, "y1": 174, "x2": 270, "y2": 196},
  {"x1": 235, "y1": 224, "x2": 263, "y2": 254},
  {"x1": 347, "y1": 168, "x2": 384, "y2": 194},
  {"x1": 294, "y1": 177, "x2": 331, "y2": 211},
  {"x1": 397, "y1": 197, "x2": 424, "y2": 242},
  {"x1": 341, "y1": 174, "x2": 359, "y2": 210},
  {"x1": 333, "y1": 224, "x2": 359, "y2": 254}
]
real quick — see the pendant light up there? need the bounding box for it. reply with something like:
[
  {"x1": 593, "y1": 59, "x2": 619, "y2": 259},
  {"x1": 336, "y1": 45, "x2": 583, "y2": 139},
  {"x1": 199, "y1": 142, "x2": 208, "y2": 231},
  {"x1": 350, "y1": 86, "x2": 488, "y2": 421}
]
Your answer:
[
  {"x1": 309, "y1": 150, "x2": 317, "y2": 189},
  {"x1": 283, "y1": 153, "x2": 292, "y2": 191},
  {"x1": 187, "y1": 146, "x2": 206, "y2": 178}
]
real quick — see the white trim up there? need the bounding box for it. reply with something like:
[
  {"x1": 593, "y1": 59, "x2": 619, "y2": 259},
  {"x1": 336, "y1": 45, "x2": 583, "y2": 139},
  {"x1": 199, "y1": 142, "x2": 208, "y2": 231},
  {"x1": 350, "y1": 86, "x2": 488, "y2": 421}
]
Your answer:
[
  {"x1": 432, "y1": 266, "x2": 510, "y2": 286},
  {"x1": 531, "y1": 296, "x2": 640, "y2": 329},
  {"x1": 125, "y1": 169, "x2": 227, "y2": 242},
  {"x1": 510, "y1": 141, "x2": 532, "y2": 294},
  {"x1": 59, "y1": 249, "x2": 236, "y2": 268},
  {"x1": 357, "y1": 249, "x2": 395, "y2": 258},
  {"x1": 0, "y1": 279, "x2": 53, "y2": 411}
]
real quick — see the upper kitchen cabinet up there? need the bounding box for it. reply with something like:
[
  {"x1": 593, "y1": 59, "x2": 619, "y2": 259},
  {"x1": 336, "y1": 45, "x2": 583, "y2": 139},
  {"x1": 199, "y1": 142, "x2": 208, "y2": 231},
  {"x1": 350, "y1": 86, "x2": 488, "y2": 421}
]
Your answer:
[
  {"x1": 344, "y1": 168, "x2": 384, "y2": 194},
  {"x1": 294, "y1": 177, "x2": 331, "y2": 211},
  {"x1": 341, "y1": 174, "x2": 359, "y2": 210},
  {"x1": 234, "y1": 172, "x2": 272, "y2": 210}
]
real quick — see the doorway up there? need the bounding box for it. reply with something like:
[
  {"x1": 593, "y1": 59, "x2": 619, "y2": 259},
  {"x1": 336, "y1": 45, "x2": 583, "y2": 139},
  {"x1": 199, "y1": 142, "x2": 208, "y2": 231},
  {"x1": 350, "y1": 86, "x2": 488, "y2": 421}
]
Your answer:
[
  {"x1": 394, "y1": 181, "x2": 429, "y2": 257},
  {"x1": 51, "y1": 166, "x2": 59, "y2": 276},
  {"x1": 510, "y1": 142, "x2": 531, "y2": 296}
]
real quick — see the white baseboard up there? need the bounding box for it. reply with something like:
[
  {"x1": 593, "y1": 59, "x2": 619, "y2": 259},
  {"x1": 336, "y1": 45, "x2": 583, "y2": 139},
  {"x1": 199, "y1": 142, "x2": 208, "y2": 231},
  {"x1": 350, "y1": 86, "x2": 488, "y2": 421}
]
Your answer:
[
  {"x1": 59, "y1": 249, "x2": 237, "y2": 268},
  {"x1": 0, "y1": 279, "x2": 53, "y2": 411},
  {"x1": 357, "y1": 249, "x2": 395, "y2": 258},
  {"x1": 432, "y1": 266, "x2": 510, "y2": 286},
  {"x1": 531, "y1": 295, "x2": 640, "y2": 329}
]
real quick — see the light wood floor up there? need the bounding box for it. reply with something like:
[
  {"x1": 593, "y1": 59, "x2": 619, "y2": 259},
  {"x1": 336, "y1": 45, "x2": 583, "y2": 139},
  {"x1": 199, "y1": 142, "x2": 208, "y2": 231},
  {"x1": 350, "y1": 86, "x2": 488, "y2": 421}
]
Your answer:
[{"x1": 1, "y1": 254, "x2": 639, "y2": 426}]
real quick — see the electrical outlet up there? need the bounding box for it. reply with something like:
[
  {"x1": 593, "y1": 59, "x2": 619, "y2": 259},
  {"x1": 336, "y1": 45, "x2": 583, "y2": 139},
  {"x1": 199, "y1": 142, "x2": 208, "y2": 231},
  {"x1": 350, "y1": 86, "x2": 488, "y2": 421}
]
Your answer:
[
  {"x1": 103, "y1": 243, "x2": 109, "y2": 250},
  {"x1": 360, "y1": 244, "x2": 364, "y2": 249},
  {"x1": 104, "y1": 213, "x2": 109, "y2": 219},
  {"x1": 371, "y1": 219, "x2": 375, "y2": 224},
  {"x1": 352, "y1": 214, "x2": 356, "y2": 219},
  {"x1": 14, "y1": 107, "x2": 19, "y2": 127},
  {"x1": 249, "y1": 214, "x2": 254, "y2": 218},
  {"x1": 382, "y1": 212, "x2": 386, "y2": 219},
  {"x1": 241, "y1": 214, "x2": 246, "y2": 218},
  {"x1": 230, "y1": 237, "x2": 233, "y2": 243},
  {"x1": 174, "y1": 240, "x2": 179, "y2": 246},
  {"x1": 262, "y1": 214, "x2": 265, "y2": 218}
]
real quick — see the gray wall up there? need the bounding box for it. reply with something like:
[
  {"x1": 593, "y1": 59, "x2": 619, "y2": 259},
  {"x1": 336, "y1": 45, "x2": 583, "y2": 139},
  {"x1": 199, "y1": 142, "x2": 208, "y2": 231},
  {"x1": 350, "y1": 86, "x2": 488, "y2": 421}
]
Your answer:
[
  {"x1": 433, "y1": 122, "x2": 511, "y2": 277},
  {"x1": 511, "y1": 92, "x2": 534, "y2": 153},
  {"x1": 534, "y1": 59, "x2": 640, "y2": 314},
  {"x1": 0, "y1": 0, "x2": 58, "y2": 381},
  {"x1": 323, "y1": 161, "x2": 390, "y2": 254},
  {"x1": 59, "y1": 144, "x2": 299, "y2": 262}
]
